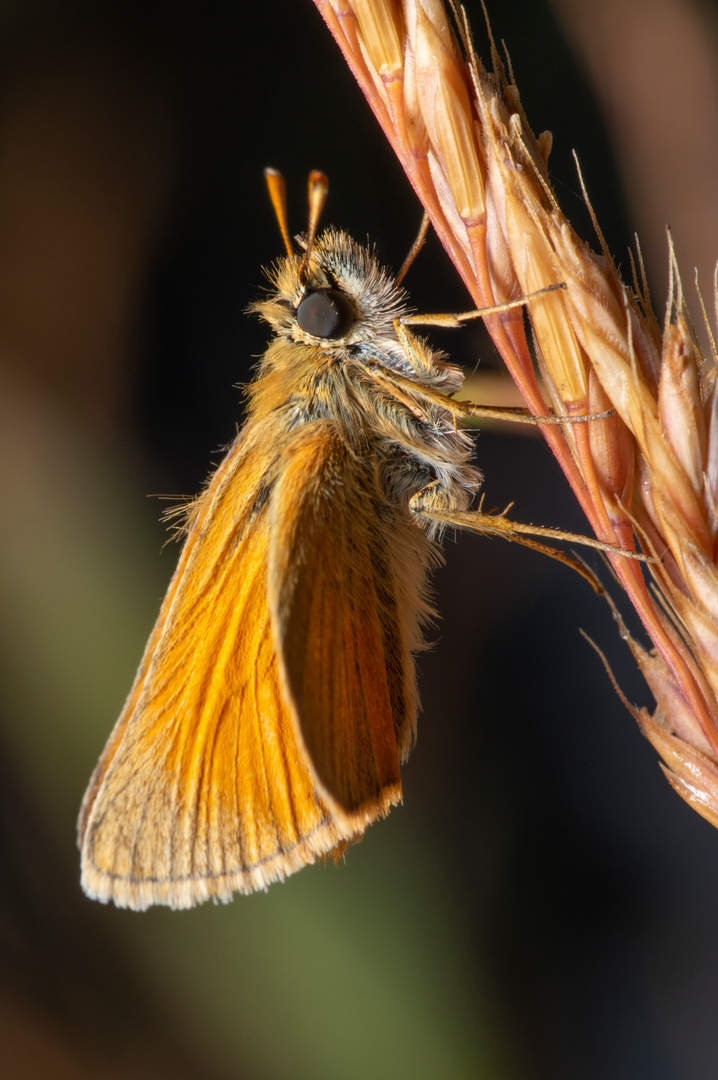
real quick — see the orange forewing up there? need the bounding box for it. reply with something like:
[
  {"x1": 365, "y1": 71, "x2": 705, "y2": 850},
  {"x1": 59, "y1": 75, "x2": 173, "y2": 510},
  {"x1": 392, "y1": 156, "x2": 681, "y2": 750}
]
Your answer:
[
  {"x1": 80, "y1": 422, "x2": 345, "y2": 908},
  {"x1": 79, "y1": 418, "x2": 411, "y2": 909}
]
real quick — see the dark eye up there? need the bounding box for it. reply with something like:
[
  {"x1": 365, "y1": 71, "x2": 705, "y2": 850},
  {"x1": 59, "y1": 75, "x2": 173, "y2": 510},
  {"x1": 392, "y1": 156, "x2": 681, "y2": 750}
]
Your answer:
[{"x1": 296, "y1": 288, "x2": 354, "y2": 339}]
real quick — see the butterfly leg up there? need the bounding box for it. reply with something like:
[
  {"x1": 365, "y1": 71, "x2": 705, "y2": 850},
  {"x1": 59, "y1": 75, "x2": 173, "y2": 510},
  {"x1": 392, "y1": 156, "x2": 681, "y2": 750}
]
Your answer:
[
  {"x1": 409, "y1": 483, "x2": 605, "y2": 590},
  {"x1": 394, "y1": 319, "x2": 462, "y2": 387},
  {"x1": 366, "y1": 341, "x2": 614, "y2": 428}
]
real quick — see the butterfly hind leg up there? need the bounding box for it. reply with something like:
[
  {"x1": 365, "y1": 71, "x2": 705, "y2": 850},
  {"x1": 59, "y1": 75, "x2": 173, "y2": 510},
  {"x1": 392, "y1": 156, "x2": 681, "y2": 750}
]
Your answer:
[{"x1": 409, "y1": 479, "x2": 612, "y2": 593}]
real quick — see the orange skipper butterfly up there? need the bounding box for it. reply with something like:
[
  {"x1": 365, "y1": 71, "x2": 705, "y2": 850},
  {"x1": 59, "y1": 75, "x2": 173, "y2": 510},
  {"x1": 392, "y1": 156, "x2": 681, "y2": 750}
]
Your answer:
[{"x1": 79, "y1": 170, "x2": 633, "y2": 909}]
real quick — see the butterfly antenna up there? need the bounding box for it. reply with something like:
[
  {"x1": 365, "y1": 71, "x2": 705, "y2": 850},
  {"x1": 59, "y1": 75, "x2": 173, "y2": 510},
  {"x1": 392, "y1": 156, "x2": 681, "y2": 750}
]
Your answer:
[
  {"x1": 264, "y1": 168, "x2": 294, "y2": 257},
  {"x1": 299, "y1": 170, "x2": 329, "y2": 279}
]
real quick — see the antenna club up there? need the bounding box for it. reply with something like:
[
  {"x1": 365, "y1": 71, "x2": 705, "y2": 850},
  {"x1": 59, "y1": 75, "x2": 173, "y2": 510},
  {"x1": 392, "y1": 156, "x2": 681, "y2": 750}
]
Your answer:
[
  {"x1": 264, "y1": 168, "x2": 294, "y2": 257},
  {"x1": 300, "y1": 170, "x2": 330, "y2": 279},
  {"x1": 308, "y1": 169, "x2": 329, "y2": 192}
]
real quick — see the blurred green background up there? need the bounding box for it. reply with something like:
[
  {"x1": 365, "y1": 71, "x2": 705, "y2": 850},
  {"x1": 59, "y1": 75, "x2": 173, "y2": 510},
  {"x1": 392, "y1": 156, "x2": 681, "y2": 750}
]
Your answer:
[{"x1": 2, "y1": 1, "x2": 718, "y2": 1077}]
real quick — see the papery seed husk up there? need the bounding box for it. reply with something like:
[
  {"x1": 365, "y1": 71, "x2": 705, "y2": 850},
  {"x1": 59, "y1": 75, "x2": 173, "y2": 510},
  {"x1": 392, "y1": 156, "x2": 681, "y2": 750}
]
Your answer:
[
  {"x1": 414, "y1": 6, "x2": 485, "y2": 221},
  {"x1": 659, "y1": 320, "x2": 707, "y2": 496},
  {"x1": 640, "y1": 712, "x2": 718, "y2": 828},
  {"x1": 587, "y1": 369, "x2": 635, "y2": 507},
  {"x1": 704, "y1": 382, "x2": 718, "y2": 539},
  {"x1": 633, "y1": 645, "x2": 716, "y2": 757},
  {"x1": 352, "y1": 0, "x2": 404, "y2": 76}
]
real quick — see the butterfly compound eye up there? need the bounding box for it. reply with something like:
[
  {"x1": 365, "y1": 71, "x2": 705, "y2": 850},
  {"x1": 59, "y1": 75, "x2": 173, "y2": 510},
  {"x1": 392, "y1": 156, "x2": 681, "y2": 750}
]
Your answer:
[{"x1": 296, "y1": 289, "x2": 354, "y2": 339}]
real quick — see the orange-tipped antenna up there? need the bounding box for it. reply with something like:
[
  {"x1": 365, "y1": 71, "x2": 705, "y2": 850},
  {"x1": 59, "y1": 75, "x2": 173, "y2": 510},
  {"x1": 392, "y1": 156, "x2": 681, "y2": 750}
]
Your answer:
[
  {"x1": 299, "y1": 170, "x2": 329, "y2": 279},
  {"x1": 264, "y1": 168, "x2": 293, "y2": 257}
]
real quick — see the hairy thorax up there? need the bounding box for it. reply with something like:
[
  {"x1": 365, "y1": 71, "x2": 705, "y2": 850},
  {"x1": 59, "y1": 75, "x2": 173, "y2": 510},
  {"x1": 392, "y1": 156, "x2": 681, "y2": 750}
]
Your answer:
[{"x1": 249, "y1": 229, "x2": 481, "y2": 531}]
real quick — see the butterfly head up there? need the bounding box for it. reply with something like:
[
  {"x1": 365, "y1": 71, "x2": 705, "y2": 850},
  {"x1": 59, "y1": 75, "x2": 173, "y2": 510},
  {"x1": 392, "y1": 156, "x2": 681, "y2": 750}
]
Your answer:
[{"x1": 252, "y1": 228, "x2": 410, "y2": 365}]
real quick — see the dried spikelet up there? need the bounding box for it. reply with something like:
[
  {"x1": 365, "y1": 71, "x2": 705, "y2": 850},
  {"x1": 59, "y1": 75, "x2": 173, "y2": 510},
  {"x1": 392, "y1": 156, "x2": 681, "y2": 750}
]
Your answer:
[
  {"x1": 314, "y1": 0, "x2": 718, "y2": 829},
  {"x1": 412, "y1": 4, "x2": 485, "y2": 222}
]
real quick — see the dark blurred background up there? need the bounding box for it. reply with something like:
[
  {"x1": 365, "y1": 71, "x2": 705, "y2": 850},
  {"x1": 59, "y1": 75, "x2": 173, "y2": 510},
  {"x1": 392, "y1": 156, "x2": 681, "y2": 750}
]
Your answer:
[{"x1": 1, "y1": 0, "x2": 718, "y2": 1077}]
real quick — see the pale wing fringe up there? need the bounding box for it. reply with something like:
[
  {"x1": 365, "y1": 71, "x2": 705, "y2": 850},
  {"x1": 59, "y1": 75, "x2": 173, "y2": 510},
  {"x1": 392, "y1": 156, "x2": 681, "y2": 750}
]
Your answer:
[{"x1": 314, "y1": 0, "x2": 718, "y2": 828}]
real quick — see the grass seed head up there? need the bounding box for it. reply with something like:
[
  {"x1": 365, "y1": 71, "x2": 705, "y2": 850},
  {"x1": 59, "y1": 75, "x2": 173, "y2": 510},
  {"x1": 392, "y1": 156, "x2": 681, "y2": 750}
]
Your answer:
[{"x1": 317, "y1": 0, "x2": 718, "y2": 830}]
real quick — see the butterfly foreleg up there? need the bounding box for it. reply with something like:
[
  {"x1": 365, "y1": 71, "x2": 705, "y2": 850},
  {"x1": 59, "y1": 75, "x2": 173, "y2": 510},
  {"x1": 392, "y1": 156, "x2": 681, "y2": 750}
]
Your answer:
[{"x1": 394, "y1": 319, "x2": 443, "y2": 379}]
